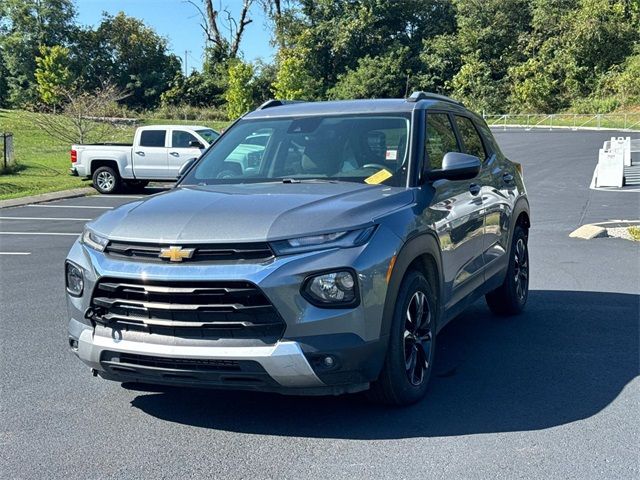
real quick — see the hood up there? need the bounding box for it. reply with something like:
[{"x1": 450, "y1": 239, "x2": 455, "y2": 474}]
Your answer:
[{"x1": 88, "y1": 183, "x2": 413, "y2": 243}]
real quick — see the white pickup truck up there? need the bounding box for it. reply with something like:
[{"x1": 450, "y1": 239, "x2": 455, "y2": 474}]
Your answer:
[{"x1": 70, "y1": 125, "x2": 219, "y2": 194}]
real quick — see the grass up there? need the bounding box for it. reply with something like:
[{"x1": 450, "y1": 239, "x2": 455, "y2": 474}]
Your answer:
[
  {"x1": 0, "y1": 109, "x2": 228, "y2": 201},
  {"x1": 628, "y1": 226, "x2": 640, "y2": 242}
]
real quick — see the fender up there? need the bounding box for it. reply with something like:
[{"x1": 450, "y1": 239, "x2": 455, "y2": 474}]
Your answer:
[
  {"x1": 506, "y1": 195, "x2": 531, "y2": 260},
  {"x1": 380, "y1": 231, "x2": 445, "y2": 343}
]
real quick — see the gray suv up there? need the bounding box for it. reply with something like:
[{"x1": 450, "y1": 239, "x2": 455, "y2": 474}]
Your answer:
[{"x1": 65, "y1": 92, "x2": 530, "y2": 405}]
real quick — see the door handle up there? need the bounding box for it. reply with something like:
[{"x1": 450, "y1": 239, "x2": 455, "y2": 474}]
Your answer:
[
  {"x1": 169, "y1": 151, "x2": 180, "y2": 157},
  {"x1": 135, "y1": 151, "x2": 145, "y2": 156},
  {"x1": 503, "y1": 173, "x2": 514, "y2": 183},
  {"x1": 469, "y1": 183, "x2": 481, "y2": 196}
]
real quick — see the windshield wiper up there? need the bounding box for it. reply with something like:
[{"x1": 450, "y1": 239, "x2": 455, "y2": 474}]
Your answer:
[{"x1": 281, "y1": 178, "x2": 345, "y2": 184}]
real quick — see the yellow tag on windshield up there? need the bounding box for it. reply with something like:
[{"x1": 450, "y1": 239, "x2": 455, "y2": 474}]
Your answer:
[{"x1": 365, "y1": 169, "x2": 393, "y2": 185}]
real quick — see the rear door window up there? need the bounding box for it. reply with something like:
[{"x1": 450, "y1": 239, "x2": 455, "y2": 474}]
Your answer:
[
  {"x1": 425, "y1": 113, "x2": 460, "y2": 170},
  {"x1": 139, "y1": 130, "x2": 166, "y2": 147},
  {"x1": 454, "y1": 116, "x2": 487, "y2": 161}
]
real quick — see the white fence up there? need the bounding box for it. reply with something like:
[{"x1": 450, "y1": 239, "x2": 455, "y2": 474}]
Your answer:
[{"x1": 484, "y1": 113, "x2": 640, "y2": 132}]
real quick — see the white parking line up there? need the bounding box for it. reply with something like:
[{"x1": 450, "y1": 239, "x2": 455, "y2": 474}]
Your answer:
[
  {"x1": 0, "y1": 232, "x2": 79, "y2": 236},
  {"x1": 0, "y1": 217, "x2": 92, "y2": 221},
  {"x1": 27, "y1": 204, "x2": 113, "y2": 210},
  {"x1": 0, "y1": 252, "x2": 31, "y2": 255}
]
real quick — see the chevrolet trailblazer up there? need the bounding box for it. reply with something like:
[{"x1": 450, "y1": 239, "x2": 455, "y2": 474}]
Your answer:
[{"x1": 65, "y1": 92, "x2": 530, "y2": 405}]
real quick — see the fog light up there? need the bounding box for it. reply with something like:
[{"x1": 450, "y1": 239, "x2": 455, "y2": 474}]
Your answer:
[
  {"x1": 65, "y1": 261, "x2": 84, "y2": 297},
  {"x1": 323, "y1": 356, "x2": 335, "y2": 367},
  {"x1": 302, "y1": 269, "x2": 358, "y2": 307}
]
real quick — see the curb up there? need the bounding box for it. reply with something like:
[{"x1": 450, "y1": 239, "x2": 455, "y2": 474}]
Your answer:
[
  {"x1": 0, "y1": 187, "x2": 94, "y2": 209},
  {"x1": 570, "y1": 220, "x2": 640, "y2": 240}
]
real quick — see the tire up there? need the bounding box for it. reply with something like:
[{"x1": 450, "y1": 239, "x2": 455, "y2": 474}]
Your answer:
[
  {"x1": 485, "y1": 225, "x2": 529, "y2": 315},
  {"x1": 92, "y1": 166, "x2": 121, "y2": 194},
  {"x1": 125, "y1": 180, "x2": 149, "y2": 192},
  {"x1": 367, "y1": 270, "x2": 437, "y2": 406}
]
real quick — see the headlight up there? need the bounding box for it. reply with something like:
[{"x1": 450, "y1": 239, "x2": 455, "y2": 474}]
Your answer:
[
  {"x1": 65, "y1": 261, "x2": 84, "y2": 296},
  {"x1": 271, "y1": 226, "x2": 376, "y2": 255},
  {"x1": 302, "y1": 269, "x2": 359, "y2": 307},
  {"x1": 81, "y1": 228, "x2": 108, "y2": 252}
]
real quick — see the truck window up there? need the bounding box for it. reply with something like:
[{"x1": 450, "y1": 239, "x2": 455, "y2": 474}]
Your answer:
[
  {"x1": 140, "y1": 130, "x2": 166, "y2": 147},
  {"x1": 425, "y1": 113, "x2": 460, "y2": 170},
  {"x1": 454, "y1": 116, "x2": 486, "y2": 161},
  {"x1": 172, "y1": 130, "x2": 198, "y2": 148}
]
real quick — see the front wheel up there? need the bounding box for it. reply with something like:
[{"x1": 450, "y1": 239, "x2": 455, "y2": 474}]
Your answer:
[
  {"x1": 367, "y1": 270, "x2": 436, "y2": 406},
  {"x1": 92, "y1": 166, "x2": 121, "y2": 194},
  {"x1": 485, "y1": 225, "x2": 529, "y2": 315}
]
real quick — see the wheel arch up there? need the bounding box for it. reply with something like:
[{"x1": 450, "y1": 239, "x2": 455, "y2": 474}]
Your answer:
[
  {"x1": 507, "y1": 196, "x2": 531, "y2": 258},
  {"x1": 90, "y1": 159, "x2": 120, "y2": 176},
  {"x1": 380, "y1": 232, "x2": 444, "y2": 340}
]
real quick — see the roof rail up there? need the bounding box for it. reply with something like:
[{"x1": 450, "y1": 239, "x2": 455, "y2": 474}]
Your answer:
[
  {"x1": 257, "y1": 99, "x2": 306, "y2": 110},
  {"x1": 406, "y1": 91, "x2": 463, "y2": 106}
]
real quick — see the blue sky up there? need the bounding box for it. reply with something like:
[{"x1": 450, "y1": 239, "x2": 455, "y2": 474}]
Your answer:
[{"x1": 75, "y1": 0, "x2": 276, "y2": 72}]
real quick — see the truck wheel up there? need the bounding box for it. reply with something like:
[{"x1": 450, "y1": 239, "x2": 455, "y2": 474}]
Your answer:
[
  {"x1": 367, "y1": 270, "x2": 436, "y2": 406},
  {"x1": 92, "y1": 166, "x2": 121, "y2": 194},
  {"x1": 485, "y1": 225, "x2": 529, "y2": 315}
]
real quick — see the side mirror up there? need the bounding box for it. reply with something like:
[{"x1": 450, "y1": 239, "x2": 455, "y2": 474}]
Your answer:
[
  {"x1": 177, "y1": 158, "x2": 197, "y2": 180},
  {"x1": 189, "y1": 140, "x2": 205, "y2": 149},
  {"x1": 427, "y1": 152, "x2": 481, "y2": 181}
]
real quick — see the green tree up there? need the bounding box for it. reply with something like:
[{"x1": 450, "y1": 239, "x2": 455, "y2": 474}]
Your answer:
[
  {"x1": 71, "y1": 13, "x2": 181, "y2": 109},
  {"x1": 225, "y1": 61, "x2": 255, "y2": 119},
  {"x1": 328, "y1": 48, "x2": 411, "y2": 99},
  {"x1": 34, "y1": 45, "x2": 72, "y2": 108},
  {"x1": 275, "y1": 0, "x2": 456, "y2": 99},
  {"x1": 0, "y1": 0, "x2": 76, "y2": 106},
  {"x1": 449, "y1": 0, "x2": 532, "y2": 111},
  {"x1": 272, "y1": 45, "x2": 321, "y2": 100}
]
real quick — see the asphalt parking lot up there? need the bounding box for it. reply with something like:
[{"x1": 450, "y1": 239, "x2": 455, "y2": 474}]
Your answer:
[{"x1": 1, "y1": 130, "x2": 638, "y2": 479}]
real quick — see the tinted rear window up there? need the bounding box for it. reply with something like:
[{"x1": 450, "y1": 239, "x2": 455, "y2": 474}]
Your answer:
[{"x1": 140, "y1": 130, "x2": 166, "y2": 147}]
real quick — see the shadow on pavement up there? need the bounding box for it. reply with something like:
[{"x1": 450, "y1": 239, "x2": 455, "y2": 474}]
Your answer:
[{"x1": 128, "y1": 290, "x2": 639, "y2": 439}]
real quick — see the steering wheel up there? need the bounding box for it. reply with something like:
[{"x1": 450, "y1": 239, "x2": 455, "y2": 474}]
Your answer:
[{"x1": 362, "y1": 163, "x2": 388, "y2": 170}]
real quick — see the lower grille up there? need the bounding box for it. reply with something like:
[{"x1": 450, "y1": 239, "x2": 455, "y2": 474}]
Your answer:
[
  {"x1": 103, "y1": 352, "x2": 241, "y2": 372},
  {"x1": 90, "y1": 278, "x2": 285, "y2": 342},
  {"x1": 99, "y1": 351, "x2": 278, "y2": 388}
]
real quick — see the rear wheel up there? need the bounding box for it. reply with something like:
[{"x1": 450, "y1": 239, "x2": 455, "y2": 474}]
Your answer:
[
  {"x1": 367, "y1": 270, "x2": 436, "y2": 406},
  {"x1": 92, "y1": 166, "x2": 121, "y2": 194},
  {"x1": 486, "y1": 225, "x2": 529, "y2": 315}
]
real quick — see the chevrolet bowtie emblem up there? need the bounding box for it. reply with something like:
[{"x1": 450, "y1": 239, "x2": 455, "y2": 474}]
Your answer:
[{"x1": 159, "y1": 246, "x2": 195, "y2": 262}]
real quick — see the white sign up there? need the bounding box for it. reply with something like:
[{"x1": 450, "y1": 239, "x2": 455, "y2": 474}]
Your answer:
[
  {"x1": 596, "y1": 147, "x2": 624, "y2": 188},
  {"x1": 610, "y1": 137, "x2": 631, "y2": 166}
]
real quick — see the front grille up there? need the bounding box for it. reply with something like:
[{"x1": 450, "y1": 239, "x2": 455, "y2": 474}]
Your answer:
[
  {"x1": 104, "y1": 240, "x2": 274, "y2": 263},
  {"x1": 90, "y1": 278, "x2": 286, "y2": 342}
]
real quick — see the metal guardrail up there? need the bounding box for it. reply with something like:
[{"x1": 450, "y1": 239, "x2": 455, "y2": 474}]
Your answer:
[
  {"x1": 483, "y1": 113, "x2": 640, "y2": 132},
  {"x1": 1, "y1": 132, "x2": 15, "y2": 170}
]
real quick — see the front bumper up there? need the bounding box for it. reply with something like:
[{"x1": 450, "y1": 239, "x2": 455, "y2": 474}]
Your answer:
[
  {"x1": 66, "y1": 225, "x2": 402, "y2": 395},
  {"x1": 74, "y1": 324, "x2": 327, "y2": 391}
]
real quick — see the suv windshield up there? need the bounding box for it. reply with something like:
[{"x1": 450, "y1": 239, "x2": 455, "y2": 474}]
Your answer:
[{"x1": 181, "y1": 114, "x2": 410, "y2": 186}]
